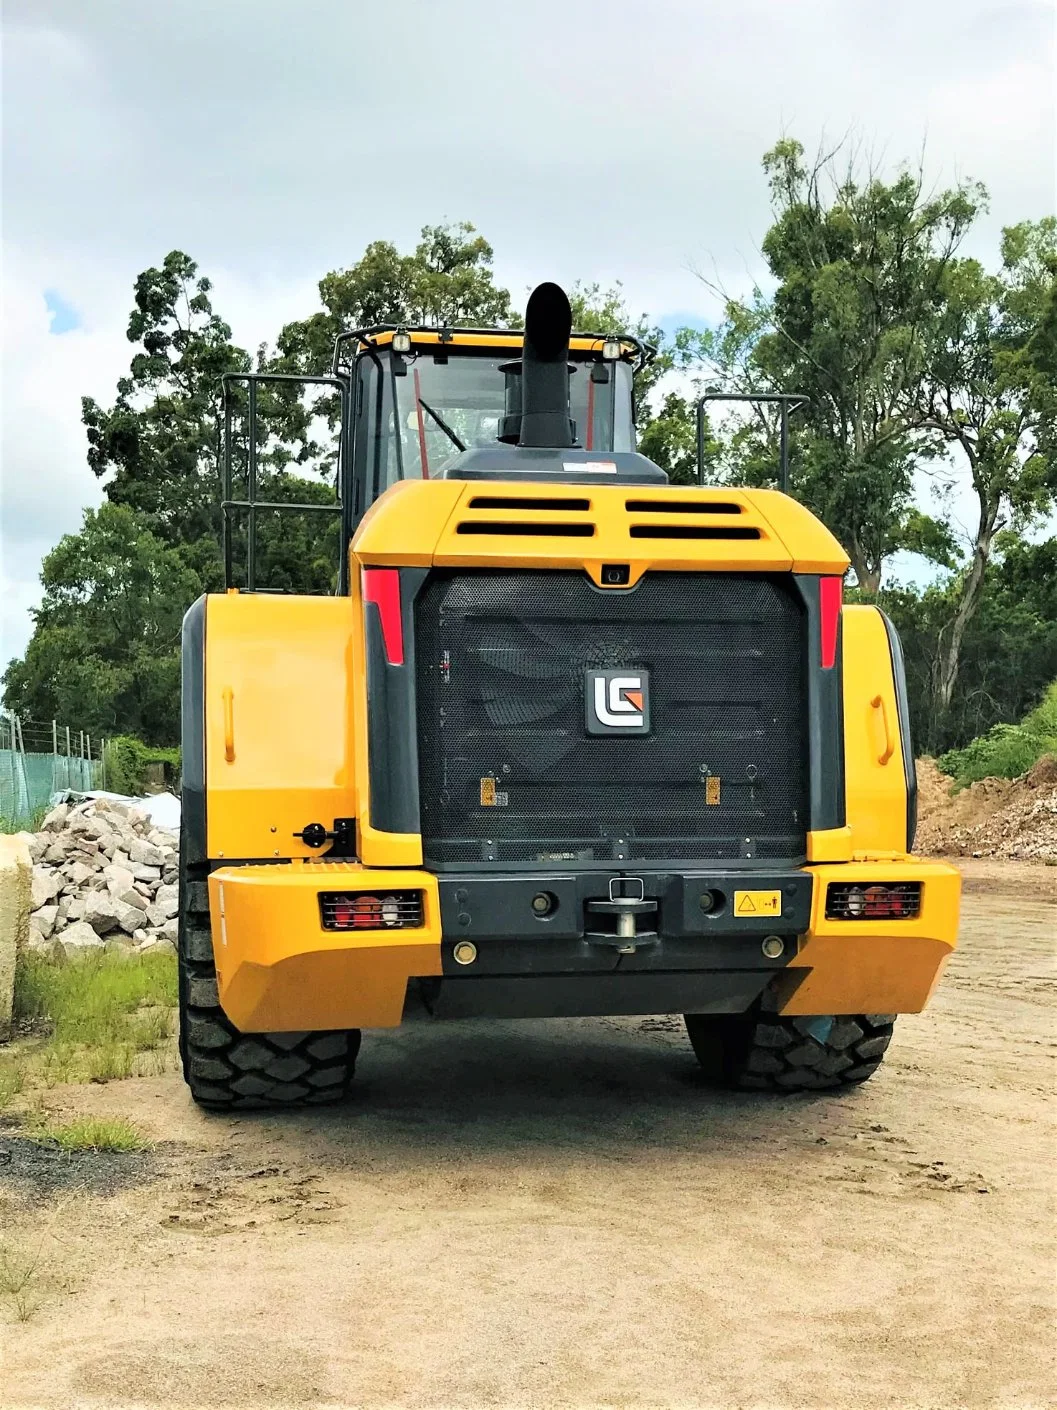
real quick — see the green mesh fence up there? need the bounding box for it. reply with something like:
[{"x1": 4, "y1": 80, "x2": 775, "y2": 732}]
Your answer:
[{"x1": 0, "y1": 747, "x2": 102, "y2": 829}]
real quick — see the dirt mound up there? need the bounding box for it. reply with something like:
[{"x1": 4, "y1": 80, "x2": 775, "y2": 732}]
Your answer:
[{"x1": 916, "y1": 755, "x2": 1057, "y2": 860}]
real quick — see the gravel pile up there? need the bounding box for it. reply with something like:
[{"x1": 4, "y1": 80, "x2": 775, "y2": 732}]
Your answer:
[{"x1": 21, "y1": 797, "x2": 180, "y2": 962}]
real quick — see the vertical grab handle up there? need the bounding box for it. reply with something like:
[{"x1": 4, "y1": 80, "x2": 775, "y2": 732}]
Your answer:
[
  {"x1": 871, "y1": 694, "x2": 895, "y2": 765},
  {"x1": 222, "y1": 687, "x2": 235, "y2": 763}
]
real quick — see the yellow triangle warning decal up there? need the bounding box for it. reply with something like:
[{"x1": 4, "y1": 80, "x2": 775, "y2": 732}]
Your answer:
[{"x1": 736, "y1": 893, "x2": 757, "y2": 914}]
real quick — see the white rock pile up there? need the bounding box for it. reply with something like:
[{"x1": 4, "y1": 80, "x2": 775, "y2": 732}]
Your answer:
[{"x1": 21, "y1": 798, "x2": 180, "y2": 962}]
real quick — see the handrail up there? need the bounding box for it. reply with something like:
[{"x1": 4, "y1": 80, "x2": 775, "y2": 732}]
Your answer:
[
  {"x1": 220, "y1": 372, "x2": 351, "y2": 594},
  {"x1": 695, "y1": 392, "x2": 809, "y2": 494}
]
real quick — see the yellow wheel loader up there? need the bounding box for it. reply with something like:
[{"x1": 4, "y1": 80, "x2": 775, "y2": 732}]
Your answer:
[{"x1": 178, "y1": 282, "x2": 960, "y2": 1108}]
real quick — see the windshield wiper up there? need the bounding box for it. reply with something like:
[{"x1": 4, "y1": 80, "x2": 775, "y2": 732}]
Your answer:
[{"x1": 417, "y1": 397, "x2": 467, "y2": 453}]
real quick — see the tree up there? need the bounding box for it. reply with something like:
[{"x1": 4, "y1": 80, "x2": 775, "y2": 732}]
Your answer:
[
  {"x1": 701, "y1": 139, "x2": 984, "y2": 591},
  {"x1": 2, "y1": 505, "x2": 201, "y2": 744},
  {"x1": 81, "y1": 250, "x2": 341, "y2": 595},
  {"x1": 918, "y1": 219, "x2": 1057, "y2": 723},
  {"x1": 276, "y1": 222, "x2": 516, "y2": 376},
  {"x1": 881, "y1": 535, "x2": 1057, "y2": 753},
  {"x1": 81, "y1": 251, "x2": 250, "y2": 586}
]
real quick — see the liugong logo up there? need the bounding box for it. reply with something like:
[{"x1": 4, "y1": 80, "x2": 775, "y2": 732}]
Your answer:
[{"x1": 585, "y1": 669, "x2": 651, "y2": 734}]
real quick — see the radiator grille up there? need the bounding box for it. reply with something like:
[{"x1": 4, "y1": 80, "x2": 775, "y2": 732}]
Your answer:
[{"x1": 414, "y1": 570, "x2": 808, "y2": 865}]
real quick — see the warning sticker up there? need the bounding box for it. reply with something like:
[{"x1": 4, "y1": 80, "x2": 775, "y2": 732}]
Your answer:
[
  {"x1": 705, "y1": 775, "x2": 721, "y2": 806},
  {"x1": 480, "y1": 777, "x2": 509, "y2": 807},
  {"x1": 734, "y1": 889, "x2": 782, "y2": 917},
  {"x1": 565, "y1": 460, "x2": 617, "y2": 474}
]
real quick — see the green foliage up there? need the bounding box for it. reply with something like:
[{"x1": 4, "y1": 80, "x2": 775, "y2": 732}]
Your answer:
[
  {"x1": 103, "y1": 735, "x2": 180, "y2": 795},
  {"x1": 883, "y1": 536, "x2": 1057, "y2": 753},
  {"x1": 938, "y1": 681, "x2": 1057, "y2": 787},
  {"x1": 32, "y1": 1116, "x2": 150, "y2": 1152},
  {"x1": 743, "y1": 138, "x2": 984, "y2": 592},
  {"x1": 939, "y1": 725, "x2": 1053, "y2": 787},
  {"x1": 2, "y1": 504, "x2": 198, "y2": 744},
  {"x1": 277, "y1": 222, "x2": 515, "y2": 377}
]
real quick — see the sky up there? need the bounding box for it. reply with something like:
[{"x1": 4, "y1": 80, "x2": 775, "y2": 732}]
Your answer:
[{"x1": 2, "y1": 0, "x2": 1055, "y2": 665}]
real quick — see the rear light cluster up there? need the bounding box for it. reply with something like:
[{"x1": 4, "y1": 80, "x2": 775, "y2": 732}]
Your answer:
[
  {"x1": 826, "y1": 882, "x2": 922, "y2": 921},
  {"x1": 320, "y1": 890, "x2": 424, "y2": 931}
]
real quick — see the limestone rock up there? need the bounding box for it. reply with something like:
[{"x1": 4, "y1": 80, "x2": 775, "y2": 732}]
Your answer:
[
  {"x1": 31, "y1": 868, "x2": 62, "y2": 909},
  {"x1": 103, "y1": 863, "x2": 135, "y2": 896},
  {"x1": 32, "y1": 904, "x2": 59, "y2": 939},
  {"x1": 129, "y1": 839, "x2": 164, "y2": 867},
  {"x1": 58, "y1": 921, "x2": 105, "y2": 959},
  {"x1": 84, "y1": 890, "x2": 121, "y2": 935},
  {"x1": 116, "y1": 887, "x2": 149, "y2": 911},
  {"x1": 41, "y1": 803, "x2": 69, "y2": 832},
  {"x1": 66, "y1": 861, "x2": 96, "y2": 889},
  {"x1": 138, "y1": 937, "x2": 177, "y2": 957},
  {"x1": 153, "y1": 884, "x2": 179, "y2": 920}
]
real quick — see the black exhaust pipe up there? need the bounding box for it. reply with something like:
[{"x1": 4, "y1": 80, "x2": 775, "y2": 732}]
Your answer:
[{"x1": 517, "y1": 282, "x2": 576, "y2": 449}]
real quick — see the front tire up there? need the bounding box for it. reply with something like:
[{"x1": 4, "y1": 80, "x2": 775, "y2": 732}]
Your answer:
[
  {"x1": 178, "y1": 863, "x2": 360, "y2": 1110},
  {"x1": 684, "y1": 1011, "x2": 896, "y2": 1091}
]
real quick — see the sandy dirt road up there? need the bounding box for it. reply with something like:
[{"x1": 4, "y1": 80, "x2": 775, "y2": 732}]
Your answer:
[{"x1": 1, "y1": 864, "x2": 1054, "y2": 1409}]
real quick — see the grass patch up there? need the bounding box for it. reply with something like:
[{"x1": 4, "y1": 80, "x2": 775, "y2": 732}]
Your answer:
[
  {"x1": 33, "y1": 1116, "x2": 150, "y2": 1152},
  {"x1": 0, "y1": 1240, "x2": 46, "y2": 1322},
  {"x1": 0, "y1": 803, "x2": 48, "y2": 835},
  {"x1": 1, "y1": 950, "x2": 178, "y2": 1104}
]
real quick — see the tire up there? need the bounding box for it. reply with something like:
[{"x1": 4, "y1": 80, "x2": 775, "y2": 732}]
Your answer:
[
  {"x1": 683, "y1": 1010, "x2": 896, "y2": 1092},
  {"x1": 178, "y1": 859, "x2": 360, "y2": 1110}
]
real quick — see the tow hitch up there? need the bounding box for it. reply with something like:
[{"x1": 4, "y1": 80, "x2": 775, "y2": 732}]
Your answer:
[{"x1": 585, "y1": 877, "x2": 659, "y2": 954}]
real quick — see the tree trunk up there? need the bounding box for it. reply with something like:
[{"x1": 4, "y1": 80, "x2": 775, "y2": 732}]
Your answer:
[{"x1": 931, "y1": 501, "x2": 999, "y2": 724}]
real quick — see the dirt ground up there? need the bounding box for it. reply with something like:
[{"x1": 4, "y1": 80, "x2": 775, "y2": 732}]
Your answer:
[{"x1": 1, "y1": 861, "x2": 1054, "y2": 1410}]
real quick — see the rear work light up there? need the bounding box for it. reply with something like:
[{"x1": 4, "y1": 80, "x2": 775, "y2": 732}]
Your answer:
[
  {"x1": 825, "y1": 882, "x2": 922, "y2": 921},
  {"x1": 320, "y1": 890, "x2": 425, "y2": 932}
]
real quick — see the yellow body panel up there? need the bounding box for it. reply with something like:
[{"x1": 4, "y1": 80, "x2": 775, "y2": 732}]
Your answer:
[
  {"x1": 353, "y1": 480, "x2": 850, "y2": 579},
  {"x1": 806, "y1": 826, "x2": 853, "y2": 863},
  {"x1": 368, "y1": 330, "x2": 641, "y2": 357},
  {"x1": 209, "y1": 863, "x2": 442, "y2": 1030},
  {"x1": 206, "y1": 857, "x2": 959, "y2": 1031},
  {"x1": 777, "y1": 859, "x2": 961, "y2": 1015},
  {"x1": 843, "y1": 605, "x2": 912, "y2": 855},
  {"x1": 204, "y1": 594, "x2": 356, "y2": 862}
]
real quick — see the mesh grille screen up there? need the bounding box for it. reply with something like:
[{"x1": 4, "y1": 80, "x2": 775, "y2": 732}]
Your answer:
[{"x1": 414, "y1": 570, "x2": 808, "y2": 864}]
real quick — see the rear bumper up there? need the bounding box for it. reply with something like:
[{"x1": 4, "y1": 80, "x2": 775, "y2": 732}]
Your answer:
[{"x1": 207, "y1": 858, "x2": 961, "y2": 1031}]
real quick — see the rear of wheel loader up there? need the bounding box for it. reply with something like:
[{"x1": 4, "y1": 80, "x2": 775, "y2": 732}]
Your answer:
[{"x1": 178, "y1": 282, "x2": 960, "y2": 1108}]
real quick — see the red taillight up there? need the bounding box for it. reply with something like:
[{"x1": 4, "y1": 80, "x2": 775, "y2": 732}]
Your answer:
[
  {"x1": 363, "y1": 568, "x2": 404, "y2": 666},
  {"x1": 350, "y1": 895, "x2": 383, "y2": 928},
  {"x1": 819, "y1": 575, "x2": 842, "y2": 670},
  {"x1": 321, "y1": 890, "x2": 425, "y2": 931},
  {"x1": 825, "y1": 882, "x2": 922, "y2": 920}
]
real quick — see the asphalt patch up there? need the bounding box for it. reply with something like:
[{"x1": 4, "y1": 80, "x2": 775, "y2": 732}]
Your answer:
[{"x1": 0, "y1": 1131, "x2": 162, "y2": 1202}]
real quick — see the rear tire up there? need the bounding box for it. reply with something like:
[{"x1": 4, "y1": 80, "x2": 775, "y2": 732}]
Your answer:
[
  {"x1": 684, "y1": 1011, "x2": 896, "y2": 1092},
  {"x1": 179, "y1": 862, "x2": 360, "y2": 1110}
]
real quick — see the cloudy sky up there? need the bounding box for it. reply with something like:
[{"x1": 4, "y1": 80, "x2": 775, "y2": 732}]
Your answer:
[{"x1": 3, "y1": 0, "x2": 1055, "y2": 664}]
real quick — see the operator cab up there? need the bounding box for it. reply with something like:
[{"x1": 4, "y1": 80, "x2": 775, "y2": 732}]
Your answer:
[
  {"x1": 221, "y1": 289, "x2": 660, "y2": 593},
  {"x1": 342, "y1": 327, "x2": 654, "y2": 509}
]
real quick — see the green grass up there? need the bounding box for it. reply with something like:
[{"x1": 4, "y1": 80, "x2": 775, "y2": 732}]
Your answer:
[
  {"x1": 0, "y1": 950, "x2": 178, "y2": 1105},
  {"x1": 33, "y1": 1115, "x2": 150, "y2": 1152},
  {"x1": 0, "y1": 803, "x2": 48, "y2": 835},
  {"x1": 0, "y1": 1240, "x2": 46, "y2": 1322}
]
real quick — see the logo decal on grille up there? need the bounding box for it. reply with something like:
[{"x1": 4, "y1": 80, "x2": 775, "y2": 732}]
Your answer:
[{"x1": 585, "y1": 670, "x2": 651, "y2": 734}]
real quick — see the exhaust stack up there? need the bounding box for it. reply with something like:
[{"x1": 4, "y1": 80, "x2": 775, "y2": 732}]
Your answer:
[{"x1": 517, "y1": 282, "x2": 576, "y2": 449}]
